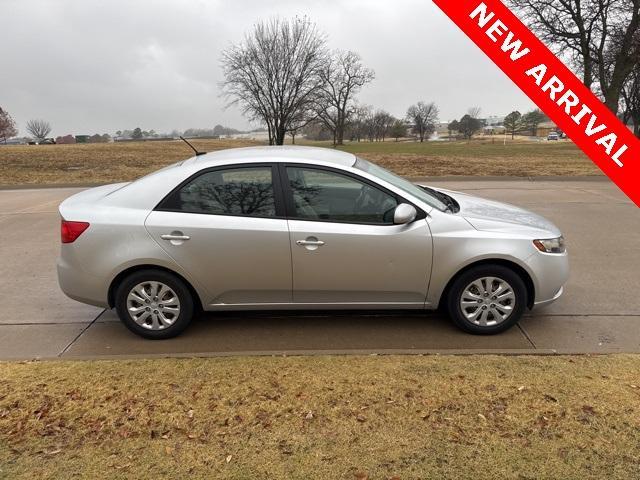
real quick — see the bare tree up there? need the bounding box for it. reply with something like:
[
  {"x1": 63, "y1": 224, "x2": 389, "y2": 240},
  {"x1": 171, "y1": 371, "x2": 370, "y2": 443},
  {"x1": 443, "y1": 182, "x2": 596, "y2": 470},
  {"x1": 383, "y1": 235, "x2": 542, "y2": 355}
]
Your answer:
[
  {"x1": 348, "y1": 104, "x2": 373, "y2": 142},
  {"x1": 595, "y1": 0, "x2": 640, "y2": 112},
  {"x1": 315, "y1": 50, "x2": 375, "y2": 145},
  {"x1": 357, "y1": 106, "x2": 379, "y2": 142},
  {"x1": 508, "y1": 0, "x2": 609, "y2": 88},
  {"x1": 221, "y1": 17, "x2": 327, "y2": 145},
  {"x1": 286, "y1": 108, "x2": 311, "y2": 144},
  {"x1": 467, "y1": 106, "x2": 482, "y2": 120},
  {"x1": 406, "y1": 101, "x2": 439, "y2": 142},
  {"x1": 26, "y1": 119, "x2": 51, "y2": 142},
  {"x1": 372, "y1": 110, "x2": 394, "y2": 142},
  {"x1": 390, "y1": 119, "x2": 407, "y2": 141},
  {"x1": 0, "y1": 108, "x2": 18, "y2": 144},
  {"x1": 509, "y1": 0, "x2": 640, "y2": 113},
  {"x1": 621, "y1": 67, "x2": 640, "y2": 137}
]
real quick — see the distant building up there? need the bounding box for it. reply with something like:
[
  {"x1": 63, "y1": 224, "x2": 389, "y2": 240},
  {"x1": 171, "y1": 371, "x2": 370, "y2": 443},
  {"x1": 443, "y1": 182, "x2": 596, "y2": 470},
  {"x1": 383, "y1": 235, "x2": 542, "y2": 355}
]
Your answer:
[
  {"x1": 2, "y1": 138, "x2": 23, "y2": 145},
  {"x1": 56, "y1": 134, "x2": 76, "y2": 144},
  {"x1": 226, "y1": 131, "x2": 270, "y2": 141},
  {"x1": 483, "y1": 125, "x2": 506, "y2": 135},
  {"x1": 484, "y1": 115, "x2": 505, "y2": 126},
  {"x1": 537, "y1": 121, "x2": 558, "y2": 137}
]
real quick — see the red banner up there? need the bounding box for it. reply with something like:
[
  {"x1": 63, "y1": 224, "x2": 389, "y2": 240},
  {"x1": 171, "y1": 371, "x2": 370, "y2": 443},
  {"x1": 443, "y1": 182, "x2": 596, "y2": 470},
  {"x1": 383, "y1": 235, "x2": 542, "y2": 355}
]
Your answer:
[{"x1": 433, "y1": 0, "x2": 640, "y2": 207}]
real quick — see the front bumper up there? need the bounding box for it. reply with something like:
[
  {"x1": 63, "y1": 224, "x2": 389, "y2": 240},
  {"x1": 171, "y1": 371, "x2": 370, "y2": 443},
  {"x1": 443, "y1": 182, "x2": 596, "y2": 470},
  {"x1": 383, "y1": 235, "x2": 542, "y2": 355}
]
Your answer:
[
  {"x1": 532, "y1": 285, "x2": 564, "y2": 309},
  {"x1": 525, "y1": 250, "x2": 569, "y2": 309}
]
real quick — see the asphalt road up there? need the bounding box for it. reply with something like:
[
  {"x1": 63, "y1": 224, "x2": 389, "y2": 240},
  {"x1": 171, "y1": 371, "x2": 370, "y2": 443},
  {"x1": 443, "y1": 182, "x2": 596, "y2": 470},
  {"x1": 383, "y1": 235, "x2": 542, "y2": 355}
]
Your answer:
[{"x1": 1, "y1": 178, "x2": 638, "y2": 360}]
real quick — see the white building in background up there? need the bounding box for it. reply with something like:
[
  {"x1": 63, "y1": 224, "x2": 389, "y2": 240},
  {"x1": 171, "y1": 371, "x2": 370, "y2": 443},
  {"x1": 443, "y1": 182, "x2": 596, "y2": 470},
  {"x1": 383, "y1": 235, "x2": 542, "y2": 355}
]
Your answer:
[
  {"x1": 219, "y1": 131, "x2": 270, "y2": 141},
  {"x1": 484, "y1": 115, "x2": 505, "y2": 126},
  {"x1": 483, "y1": 125, "x2": 506, "y2": 134}
]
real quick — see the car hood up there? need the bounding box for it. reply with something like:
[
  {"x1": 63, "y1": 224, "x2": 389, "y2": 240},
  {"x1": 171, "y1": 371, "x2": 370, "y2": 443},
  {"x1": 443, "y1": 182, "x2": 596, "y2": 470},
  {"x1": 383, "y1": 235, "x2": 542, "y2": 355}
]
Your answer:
[{"x1": 434, "y1": 188, "x2": 561, "y2": 237}]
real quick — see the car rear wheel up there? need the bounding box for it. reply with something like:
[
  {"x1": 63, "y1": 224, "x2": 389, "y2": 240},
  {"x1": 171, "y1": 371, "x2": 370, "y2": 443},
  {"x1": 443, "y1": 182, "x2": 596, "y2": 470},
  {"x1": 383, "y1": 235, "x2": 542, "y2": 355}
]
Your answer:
[
  {"x1": 115, "y1": 269, "x2": 194, "y2": 339},
  {"x1": 446, "y1": 265, "x2": 527, "y2": 334}
]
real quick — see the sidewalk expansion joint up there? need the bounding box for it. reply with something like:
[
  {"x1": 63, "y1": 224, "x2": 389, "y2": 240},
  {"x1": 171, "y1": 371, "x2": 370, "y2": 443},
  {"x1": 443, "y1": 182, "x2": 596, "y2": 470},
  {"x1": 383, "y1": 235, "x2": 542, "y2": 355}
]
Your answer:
[
  {"x1": 517, "y1": 324, "x2": 537, "y2": 349},
  {"x1": 59, "y1": 309, "x2": 105, "y2": 356}
]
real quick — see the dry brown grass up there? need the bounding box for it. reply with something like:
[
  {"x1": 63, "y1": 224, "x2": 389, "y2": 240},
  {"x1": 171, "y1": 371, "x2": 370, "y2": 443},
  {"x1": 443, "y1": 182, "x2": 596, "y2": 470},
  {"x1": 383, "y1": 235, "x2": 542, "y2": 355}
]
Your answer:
[
  {"x1": 1, "y1": 355, "x2": 639, "y2": 479},
  {"x1": 361, "y1": 152, "x2": 599, "y2": 177},
  {"x1": 0, "y1": 139, "x2": 260, "y2": 186},
  {"x1": 0, "y1": 138, "x2": 599, "y2": 186},
  {"x1": 333, "y1": 139, "x2": 600, "y2": 177}
]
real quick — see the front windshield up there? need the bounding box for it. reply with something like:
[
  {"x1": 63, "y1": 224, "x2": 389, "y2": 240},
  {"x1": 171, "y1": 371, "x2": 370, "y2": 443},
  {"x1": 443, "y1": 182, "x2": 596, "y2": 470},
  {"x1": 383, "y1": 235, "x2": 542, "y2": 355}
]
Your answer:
[{"x1": 354, "y1": 157, "x2": 448, "y2": 212}]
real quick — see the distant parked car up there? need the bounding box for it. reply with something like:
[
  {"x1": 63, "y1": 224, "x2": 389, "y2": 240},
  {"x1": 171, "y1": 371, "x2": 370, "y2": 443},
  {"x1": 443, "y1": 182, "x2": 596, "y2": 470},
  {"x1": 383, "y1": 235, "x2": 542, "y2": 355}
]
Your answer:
[
  {"x1": 547, "y1": 132, "x2": 559, "y2": 141},
  {"x1": 58, "y1": 146, "x2": 568, "y2": 339}
]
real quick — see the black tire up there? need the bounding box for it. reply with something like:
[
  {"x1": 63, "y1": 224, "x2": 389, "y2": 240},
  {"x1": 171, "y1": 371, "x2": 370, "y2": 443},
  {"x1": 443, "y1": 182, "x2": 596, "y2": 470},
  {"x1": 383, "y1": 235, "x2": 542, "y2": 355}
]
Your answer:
[
  {"x1": 115, "y1": 269, "x2": 194, "y2": 339},
  {"x1": 445, "y1": 264, "x2": 527, "y2": 335}
]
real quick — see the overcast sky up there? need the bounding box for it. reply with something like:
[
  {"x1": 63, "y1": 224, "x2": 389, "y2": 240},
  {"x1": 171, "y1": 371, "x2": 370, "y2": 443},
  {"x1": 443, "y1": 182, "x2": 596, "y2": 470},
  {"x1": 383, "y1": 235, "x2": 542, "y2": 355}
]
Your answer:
[{"x1": 2, "y1": 0, "x2": 536, "y2": 136}]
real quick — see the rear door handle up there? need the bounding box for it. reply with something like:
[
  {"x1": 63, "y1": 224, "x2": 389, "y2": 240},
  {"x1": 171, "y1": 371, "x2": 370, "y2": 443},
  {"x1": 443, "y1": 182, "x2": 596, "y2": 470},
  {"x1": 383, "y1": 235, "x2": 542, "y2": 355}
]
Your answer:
[{"x1": 161, "y1": 234, "x2": 190, "y2": 241}]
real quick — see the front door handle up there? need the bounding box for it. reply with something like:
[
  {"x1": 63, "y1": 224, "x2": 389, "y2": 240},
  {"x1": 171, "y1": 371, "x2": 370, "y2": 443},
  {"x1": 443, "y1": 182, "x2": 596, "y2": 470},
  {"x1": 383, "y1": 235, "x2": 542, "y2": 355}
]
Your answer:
[
  {"x1": 296, "y1": 240, "x2": 325, "y2": 246},
  {"x1": 296, "y1": 237, "x2": 325, "y2": 250}
]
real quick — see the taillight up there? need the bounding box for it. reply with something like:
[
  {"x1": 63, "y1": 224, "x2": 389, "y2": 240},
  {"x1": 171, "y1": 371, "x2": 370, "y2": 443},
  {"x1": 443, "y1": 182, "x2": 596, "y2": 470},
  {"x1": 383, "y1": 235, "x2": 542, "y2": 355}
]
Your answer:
[{"x1": 61, "y1": 220, "x2": 90, "y2": 243}]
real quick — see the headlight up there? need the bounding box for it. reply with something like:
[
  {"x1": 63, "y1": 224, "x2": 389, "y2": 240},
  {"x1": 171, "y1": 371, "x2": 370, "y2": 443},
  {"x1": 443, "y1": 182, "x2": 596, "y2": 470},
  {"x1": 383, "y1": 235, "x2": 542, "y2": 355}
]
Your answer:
[{"x1": 533, "y1": 236, "x2": 566, "y2": 254}]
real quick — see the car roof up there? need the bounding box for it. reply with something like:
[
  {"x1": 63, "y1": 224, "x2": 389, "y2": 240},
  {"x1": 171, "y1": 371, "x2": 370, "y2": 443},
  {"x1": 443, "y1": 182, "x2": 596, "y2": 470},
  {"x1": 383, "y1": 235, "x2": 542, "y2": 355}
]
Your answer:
[{"x1": 189, "y1": 145, "x2": 357, "y2": 168}]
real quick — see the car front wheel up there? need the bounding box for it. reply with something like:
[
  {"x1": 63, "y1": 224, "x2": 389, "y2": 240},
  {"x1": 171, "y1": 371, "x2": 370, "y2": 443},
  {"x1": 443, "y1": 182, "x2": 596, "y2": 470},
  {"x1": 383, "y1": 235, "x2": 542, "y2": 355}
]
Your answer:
[
  {"x1": 446, "y1": 265, "x2": 527, "y2": 334},
  {"x1": 115, "y1": 269, "x2": 194, "y2": 339}
]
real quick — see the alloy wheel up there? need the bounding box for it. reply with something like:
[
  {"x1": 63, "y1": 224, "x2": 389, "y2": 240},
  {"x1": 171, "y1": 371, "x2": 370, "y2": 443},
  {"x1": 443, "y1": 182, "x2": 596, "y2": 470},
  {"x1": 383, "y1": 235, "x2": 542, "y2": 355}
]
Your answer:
[
  {"x1": 459, "y1": 276, "x2": 516, "y2": 326},
  {"x1": 126, "y1": 281, "x2": 181, "y2": 330}
]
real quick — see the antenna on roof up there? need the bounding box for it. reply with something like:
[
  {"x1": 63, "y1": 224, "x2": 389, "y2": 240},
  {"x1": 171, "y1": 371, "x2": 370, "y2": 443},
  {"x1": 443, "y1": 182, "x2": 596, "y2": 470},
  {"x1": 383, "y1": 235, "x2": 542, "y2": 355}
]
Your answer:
[{"x1": 179, "y1": 136, "x2": 206, "y2": 156}]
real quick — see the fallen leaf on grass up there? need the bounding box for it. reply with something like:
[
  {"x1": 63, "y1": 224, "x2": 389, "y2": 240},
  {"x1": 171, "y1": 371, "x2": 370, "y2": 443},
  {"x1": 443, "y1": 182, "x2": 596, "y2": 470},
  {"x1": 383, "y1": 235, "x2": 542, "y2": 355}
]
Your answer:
[
  {"x1": 226, "y1": 455, "x2": 232, "y2": 463},
  {"x1": 278, "y1": 441, "x2": 294, "y2": 455}
]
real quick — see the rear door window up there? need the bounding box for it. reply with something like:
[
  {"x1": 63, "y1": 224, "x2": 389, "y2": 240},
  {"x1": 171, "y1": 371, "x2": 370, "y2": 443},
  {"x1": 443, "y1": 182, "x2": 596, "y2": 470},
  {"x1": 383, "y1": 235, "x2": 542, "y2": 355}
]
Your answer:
[{"x1": 157, "y1": 166, "x2": 277, "y2": 217}]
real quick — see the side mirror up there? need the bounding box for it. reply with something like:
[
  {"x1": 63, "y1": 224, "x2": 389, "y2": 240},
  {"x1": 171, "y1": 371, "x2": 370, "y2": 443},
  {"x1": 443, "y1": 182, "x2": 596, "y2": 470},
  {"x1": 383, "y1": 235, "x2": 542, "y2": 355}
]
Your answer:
[{"x1": 393, "y1": 203, "x2": 417, "y2": 225}]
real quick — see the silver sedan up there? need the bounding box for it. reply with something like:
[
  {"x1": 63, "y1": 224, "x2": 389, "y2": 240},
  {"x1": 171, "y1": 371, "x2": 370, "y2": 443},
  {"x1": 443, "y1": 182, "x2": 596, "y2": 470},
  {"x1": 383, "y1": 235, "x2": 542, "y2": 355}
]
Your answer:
[{"x1": 57, "y1": 146, "x2": 569, "y2": 339}]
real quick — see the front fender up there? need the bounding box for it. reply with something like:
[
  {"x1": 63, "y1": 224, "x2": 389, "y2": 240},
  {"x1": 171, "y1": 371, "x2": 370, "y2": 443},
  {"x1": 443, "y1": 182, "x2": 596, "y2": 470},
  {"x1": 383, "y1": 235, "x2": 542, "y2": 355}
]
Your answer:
[{"x1": 425, "y1": 214, "x2": 539, "y2": 307}]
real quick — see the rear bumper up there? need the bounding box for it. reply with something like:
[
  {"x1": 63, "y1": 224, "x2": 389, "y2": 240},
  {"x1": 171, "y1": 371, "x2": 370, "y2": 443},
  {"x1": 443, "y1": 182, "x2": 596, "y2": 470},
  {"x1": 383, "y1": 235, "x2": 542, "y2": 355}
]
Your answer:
[{"x1": 57, "y1": 255, "x2": 109, "y2": 308}]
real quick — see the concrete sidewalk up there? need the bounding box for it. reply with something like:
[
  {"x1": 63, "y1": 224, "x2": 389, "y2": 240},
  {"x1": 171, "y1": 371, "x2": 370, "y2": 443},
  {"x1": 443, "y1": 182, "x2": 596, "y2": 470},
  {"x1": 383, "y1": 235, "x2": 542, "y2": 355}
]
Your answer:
[{"x1": 1, "y1": 178, "x2": 638, "y2": 360}]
